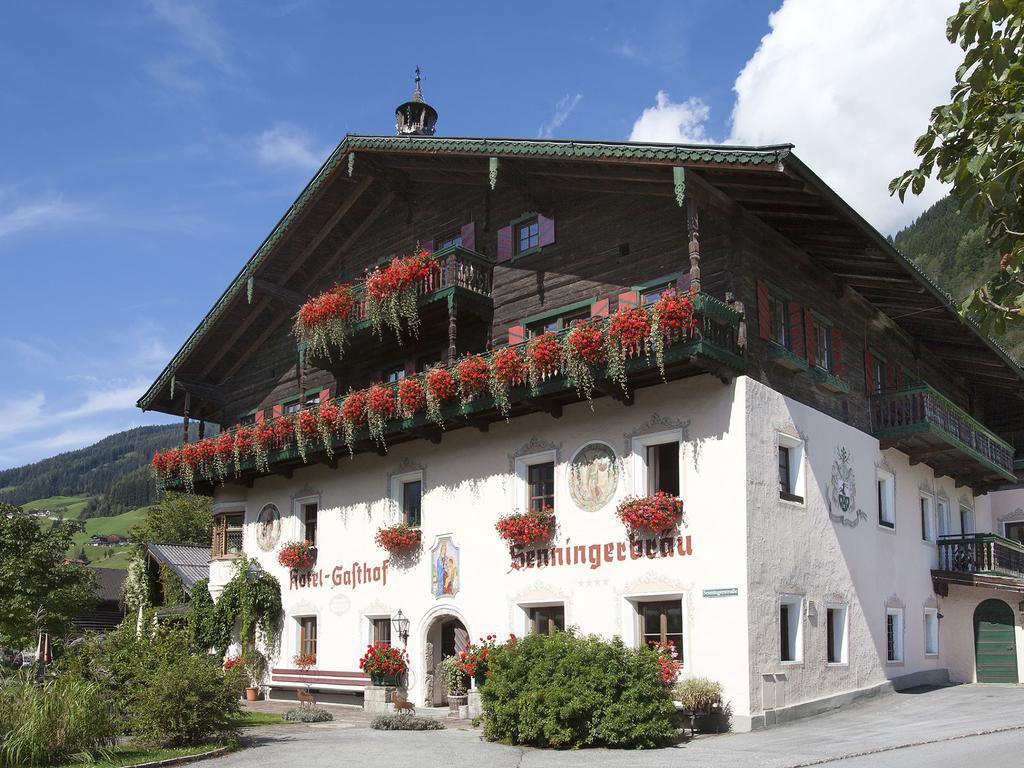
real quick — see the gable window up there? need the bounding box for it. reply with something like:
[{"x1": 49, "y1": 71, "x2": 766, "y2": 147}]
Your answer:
[
  {"x1": 778, "y1": 434, "x2": 805, "y2": 503},
  {"x1": 372, "y1": 617, "x2": 392, "y2": 646},
  {"x1": 528, "y1": 461, "x2": 555, "y2": 511},
  {"x1": 383, "y1": 365, "x2": 406, "y2": 383},
  {"x1": 303, "y1": 502, "x2": 318, "y2": 545},
  {"x1": 303, "y1": 391, "x2": 321, "y2": 408},
  {"x1": 402, "y1": 478, "x2": 422, "y2": 527},
  {"x1": 768, "y1": 294, "x2": 790, "y2": 349},
  {"x1": 924, "y1": 608, "x2": 939, "y2": 656},
  {"x1": 886, "y1": 608, "x2": 904, "y2": 663},
  {"x1": 516, "y1": 217, "x2": 540, "y2": 255},
  {"x1": 877, "y1": 470, "x2": 895, "y2": 529},
  {"x1": 641, "y1": 283, "x2": 675, "y2": 305},
  {"x1": 526, "y1": 306, "x2": 590, "y2": 338},
  {"x1": 920, "y1": 495, "x2": 934, "y2": 542},
  {"x1": 298, "y1": 616, "x2": 317, "y2": 659},
  {"x1": 959, "y1": 505, "x2": 975, "y2": 535},
  {"x1": 212, "y1": 512, "x2": 244, "y2": 558},
  {"x1": 780, "y1": 595, "x2": 803, "y2": 663},
  {"x1": 815, "y1": 322, "x2": 834, "y2": 372},
  {"x1": 826, "y1": 604, "x2": 848, "y2": 665},
  {"x1": 239, "y1": 413, "x2": 256, "y2": 427},
  {"x1": 529, "y1": 605, "x2": 564, "y2": 635},
  {"x1": 284, "y1": 400, "x2": 301, "y2": 415},
  {"x1": 937, "y1": 498, "x2": 951, "y2": 537},
  {"x1": 638, "y1": 600, "x2": 684, "y2": 662}
]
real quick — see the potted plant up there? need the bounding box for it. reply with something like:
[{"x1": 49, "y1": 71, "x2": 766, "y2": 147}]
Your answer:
[
  {"x1": 359, "y1": 642, "x2": 408, "y2": 687},
  {"x1": 374, "y1": 523, "x2": 422, "y2": 554},
  {"x1": 495, "y1": 507, "x2": 556, "y2": 549},
  {"x1": 673, "y1": 677, "x2": 724, "y2": 734},
  {"x1": 615, "y1": 492, "x2": 684, "y2": 535},
  {"x1": 242, "y1": 649, "x2": 268, "y2": 702},
  {"x1": 278, "y1": 540, "x2": 317, "y2": 571},
  {"x1": 439, "y1": 655, "x2": 467, "y2": 715}
]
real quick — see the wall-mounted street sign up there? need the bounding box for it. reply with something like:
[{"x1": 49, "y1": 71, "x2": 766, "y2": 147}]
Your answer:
[{"x1": 703, "y1": 587, "x2": 739, "y2": 598}]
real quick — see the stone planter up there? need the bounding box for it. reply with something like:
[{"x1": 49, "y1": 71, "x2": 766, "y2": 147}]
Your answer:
[
  {"x1": 364, "y1": 685, "x2": 397, "y2": 714},
  {"x1": 447, "y1": 693, "x2": 467, "y2": 717},
  {"x1": 467, "y1": 689, "x2": 482, "y2": 719}
]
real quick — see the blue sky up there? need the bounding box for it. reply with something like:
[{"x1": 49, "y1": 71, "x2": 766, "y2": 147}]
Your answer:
[{"x1": 0, "y1": 0, "x2": 959, "y2": 469}]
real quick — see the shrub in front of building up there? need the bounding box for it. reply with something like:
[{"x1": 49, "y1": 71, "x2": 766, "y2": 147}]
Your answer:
[
  {"x1": 481, "y1": 630, "x2": 677, "y2": 749},
  {"x1": 285, "y1": 707, "x2": 334, "y2": 723},
  {"x1": 370, "y1": 714, "x2": 445, "y2": 731}
]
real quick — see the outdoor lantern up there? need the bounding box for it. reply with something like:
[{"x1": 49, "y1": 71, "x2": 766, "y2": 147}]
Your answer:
[{"x1": 392, "y1": 609, "x2": 411, "y2": 645}]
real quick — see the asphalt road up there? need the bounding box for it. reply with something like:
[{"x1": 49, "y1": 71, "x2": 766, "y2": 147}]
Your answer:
[{"x1": 815, "y1": 729, "x2": 1024, "y2": 767}]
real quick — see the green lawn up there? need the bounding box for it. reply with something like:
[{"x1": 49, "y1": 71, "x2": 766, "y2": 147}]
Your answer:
[
  {"x1": 57, "y1": 742, "x2": 230, "y2": 768},
  {"x1": 231, "y1": 711, "x2": 291, "y2": 726},
  {"x1": 20, "y1": 494, "x2": 94, "y2": 519}
]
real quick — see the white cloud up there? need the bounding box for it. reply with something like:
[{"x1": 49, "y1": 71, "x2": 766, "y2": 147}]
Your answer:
[
  {"x1": 148, "y1": 0, "x2": 231, "y2": 71},
  {"x1": 0, "y1": 195, "x2": 90, "y2": 239},
  {"x1": 629, "y1": 92, "x2": 711, "y2": 144},
  {"x1": 255, "y1": 124, "x2": 327, "y2": 173},
  {"x1": 0, "y1": 394, "x2": 45, "y2": 438},
  {"x1": 538, "y1": 94, "x2": 584, "y2": 139},
  {"x1": 628, "y1": 0, "x2": 961, "y2": 234}
]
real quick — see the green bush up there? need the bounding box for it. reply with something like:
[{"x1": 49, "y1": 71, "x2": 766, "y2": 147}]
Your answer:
[
  {"x1": 0, "y1": 671, "x2": 115, "y2": 767},
  {"x1": 126, "y1": 652, "x2": 242, "y2": 748},
  {"x1": 481, "y1": 631, "x2": 676, "y2": 749},
  {"x1": 370, "y1": 714, "x2": 445, "y2": 731},
  {"x1": 284, "y1": 707, "x2": 334, "y2": 723}
]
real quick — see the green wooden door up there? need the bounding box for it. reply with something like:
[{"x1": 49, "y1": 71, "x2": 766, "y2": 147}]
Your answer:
[{"x1": 974, "y1": 599, "x2": 1019, "y2": 683}]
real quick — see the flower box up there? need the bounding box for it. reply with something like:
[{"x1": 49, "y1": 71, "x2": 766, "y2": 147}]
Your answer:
[
  {"x1": 374, "y1": 524, "x2": 422, "y2": 553},
  {"x1": 616, "y1": 493, "x2": 684, "y2": 535},
  {"x1": 495, "y1": 508, "x2": 556, "y2": 547},
  {"x1": 278, "y1": 541, "x2": 317, "y2": 571}
]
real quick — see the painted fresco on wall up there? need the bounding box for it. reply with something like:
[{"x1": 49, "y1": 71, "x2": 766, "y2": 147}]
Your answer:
[
  {"x1": 430, "y1": 536, "x2": 460, "y2": 597},
  {"x1": 255, "y1": 504, "x2": 281, "y2": 551},
  {"x1": 569, "y1": 442, "x2": 618, "y2": 512},
  {"x1": 828, "y1": 447, "x2": 867, "y2": 528}
]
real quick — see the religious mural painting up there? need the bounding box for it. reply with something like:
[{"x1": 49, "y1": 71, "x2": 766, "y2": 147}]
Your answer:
[
  {"x1": 828, "y1": 446, "x2": 867, "y2": 528},
  {"x1": 255, "y1": 503, "x2": 281, "y2": 551},
  {"x1": 568, "y1": 442, "x2": 619, "y2": 512},
  {"x1": 431, "y1": 536, "x2": 460, "y2": 597}
]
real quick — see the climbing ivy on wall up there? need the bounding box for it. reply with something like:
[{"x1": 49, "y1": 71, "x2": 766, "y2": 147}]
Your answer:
[{"x1": 188, "y1": 556, "x2": 282, "y2": 658}]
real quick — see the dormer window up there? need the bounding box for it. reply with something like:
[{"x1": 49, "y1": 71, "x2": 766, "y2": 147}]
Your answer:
[{"x1": 516, "y1": 218, "x2": 540, "y2": 255}]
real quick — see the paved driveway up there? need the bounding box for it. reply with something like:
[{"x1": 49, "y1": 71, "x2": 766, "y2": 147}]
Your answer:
[{"x1": 215, "y1": 685, "x2": 1024, "y2": 768}]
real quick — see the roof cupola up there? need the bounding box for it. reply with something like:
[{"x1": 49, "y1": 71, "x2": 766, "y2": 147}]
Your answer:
[{"x1": 395, "y1": 66, "x2": 437, "y2": 137}]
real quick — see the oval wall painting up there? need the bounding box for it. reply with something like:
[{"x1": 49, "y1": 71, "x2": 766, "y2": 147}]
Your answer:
[
  {"x1": 569, "y1": 442, "x2": 618, "y2": 512},
  {"x1": 255, "y1": 504, "x2": 281, "y2": 551}
]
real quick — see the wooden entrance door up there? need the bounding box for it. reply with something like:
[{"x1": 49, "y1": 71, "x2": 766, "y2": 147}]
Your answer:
[{"x1": 974, "y1": 599, "x2": 1019, "y2": 683}]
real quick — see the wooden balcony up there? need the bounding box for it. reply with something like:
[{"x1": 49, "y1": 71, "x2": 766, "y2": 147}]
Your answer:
[
  {"x1": 869, "y1": 385, "x2": 1016, "y2": 488},
  {"x1": 173, "y1": 293, "x2": 744, "y2": 493},
  {"x1": 933, "y1": 534, "x2": 1024, "y2": 594}
]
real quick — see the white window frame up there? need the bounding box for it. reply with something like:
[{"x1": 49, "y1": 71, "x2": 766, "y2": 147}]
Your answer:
[
  {"x1": 516, "y1": 600, "x2": 566, "y2": 637},
  {"x1": 779, "y1": 594, "x2": 804, "y2": 665},
  {"x1": 389, "y1": 470, "x2": 424, "y2": 527},
  {"x1": 885, "y1": 607, "x2": 904, "y2": 664},
  {"x1": 294, "y1": 613, "x2": 319, "y2": 661},
  {"x1": 960, "y1": 505, "x2": 975, "y2": 535},
  {"x1": 292, "y1": 492, "x2": 321, "y2": 544},
  {"x1": 777, "y1": 433, "x2": 806, "y2": 505},
  {"x1": 622, "y1": 591, "x2": 689, "y2": 672},
  {"x1": 919, "y1": 493, "x2": 935, "y2": 543},
  {"x1": 876, "y1": 469, "x2": 896, "y2": 530},
  {"x1": 631, "y1": 429, "x2": 684, "y2": 497},
  {"x1": 365, "y1": 613, "x2": 393, "y2": 646},
  {"x1": 825, "y1": 603, "x2": 849, "y2": 666},
  {"x1": 937, "y1": 497, "x2": 951, "y2": 537},
  {"x1": 514, "y1": 450, "x2": 557, "y2": 512},
  {"x1": 924, "y1": 608, "x2": 939, "y2": 657}
]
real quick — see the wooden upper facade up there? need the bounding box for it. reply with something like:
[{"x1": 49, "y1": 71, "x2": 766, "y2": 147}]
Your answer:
[{"x1": 139, "y1": 135, "x2": 1024, "y2": 491}]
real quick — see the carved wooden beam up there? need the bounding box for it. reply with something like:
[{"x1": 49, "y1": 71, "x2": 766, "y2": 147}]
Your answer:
[{"x1": 174, "y1": 378, "x2": 226, "y2": 406}]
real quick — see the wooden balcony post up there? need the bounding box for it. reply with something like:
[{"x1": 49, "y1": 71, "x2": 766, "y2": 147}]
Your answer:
[
  {"x1": 182, "y1": 391, "x2": 191, "y2": 446},
  {"x1": 687, "y1": 197, "x2": 701, "y2": 293},
  {"x1": 447, "y1": 294, "x2": 458, "y2": 361}
]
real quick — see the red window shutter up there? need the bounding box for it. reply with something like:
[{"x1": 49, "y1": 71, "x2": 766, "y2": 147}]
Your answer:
[
  {"x1": 320, "y1": 388, "x2": 332, "y2": 403},
  {"x1": 497, "y1": 226, "x2": 513, "y2": 262},
  {"x1": 422, "y1": 239, "x2": 434, "y2": 252},
  {"x1": 538, "y1": 214, "x2": 555, "y2": 247},
  {"x1": 864, "y1": 349, "x2": 875, "y2": 395},
  {"x1": 804, "y1": 309, "x2": 816, "y2": 367},
  {"x1": 617, "y1": 291, "x2": 639, "y2": 310},
  {"x1": 508, "y1": 325, "x2": 526, "y2": 345},
  {"x1": 831, "y1": 329, "x2": 844, "y2": 376},
  {"x1": 788, "y1": 303, "x2": 805, "y2": 357},
  {"x1": 756, "y1": 279, "x2": 771, "y2": 340},
  {"x1": 590, "y1": 298, "x2": 610, "y2": 317},
  {"x1": 255, "y1": 410, "x2": 265, "y2": 425},
  {"x1": 460, "y1": 221, "x2": 476, "y2": 251},
  {"x1": 272, "y1": 404, "x2": 283, "y2": 419}
]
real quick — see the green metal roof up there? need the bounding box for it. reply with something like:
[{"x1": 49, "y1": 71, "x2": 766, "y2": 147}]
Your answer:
[{"x1": 136, "y1": 136, "x2": 792, "y2": 411}]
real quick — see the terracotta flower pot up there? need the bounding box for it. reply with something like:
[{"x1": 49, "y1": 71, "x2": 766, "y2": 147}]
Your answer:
[{"x1": 245, "y1": 687, "x2": 260, "y2": 701}]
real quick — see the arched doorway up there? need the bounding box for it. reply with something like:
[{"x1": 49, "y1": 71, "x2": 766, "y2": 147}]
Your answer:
[
  {"x1": 974, "y1": 599, "x2": 1019, "y2": 683},
  {"x1": 423, "y1": 613, "x2": 469, "y2": 705}
]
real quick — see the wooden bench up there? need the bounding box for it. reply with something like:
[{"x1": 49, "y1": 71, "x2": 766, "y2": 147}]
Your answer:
[{"x1": 269, "y1": 667, "x2": 371, "y2": 695}]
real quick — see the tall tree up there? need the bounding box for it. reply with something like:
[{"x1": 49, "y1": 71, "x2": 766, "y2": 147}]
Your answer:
[
  {"x1": 130, "y1": 493, "x2": 213, "y2": 547},
  {"x1": 891, "y1": 0, "x2": 1024, "y2": 334},
  {"x1": 0, "y1": 504, "x2": 96, "y2": 646}
]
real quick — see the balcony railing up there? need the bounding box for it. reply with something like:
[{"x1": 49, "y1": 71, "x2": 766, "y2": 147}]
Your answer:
[
  {"x1": 869, "y1": 385, "x2": 1015, "y2": 483},
  {"x1": 351, "y1": 245, "x2": 493, "y2": 326},
  {"x1": 936, "y1": 534, "x2": 1024, "y2": 579}
]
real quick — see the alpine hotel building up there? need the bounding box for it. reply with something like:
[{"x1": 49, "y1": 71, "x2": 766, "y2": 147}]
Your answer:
[{"x1": 141, "y1": 80, "x2": 1024, "y2": 730}]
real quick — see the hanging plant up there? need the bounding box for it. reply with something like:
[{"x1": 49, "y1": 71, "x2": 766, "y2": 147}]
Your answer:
[
  {"x1": 293, "y1": 282, "x2": 358, "y2": 359},
  {"x1": 374, "y1": 523, "x2": 422, "y2": 553},
  {"x1": 212, "y1": 430, "x2": 235, "y2": 482},
  {"x1": 273, "y1": 416, "x2": 294, "y2": 445},
  {"x1": 180, "y1": 441, "x2": 204, "y2": 494},
  {"x1": 650, "y1": 289, "x2": 696, "y2": 379},
  {"x1": 489, "y1": 346, "x2": 525, "y2": 418},
  {"x1": 563, "y1": 320, "x2": 606, "y2": 407},
  {"x1": 495, "y1": 506, "x2": 556, "y2": 547},
  {"x1": 278, "y1": 540, "x2": 317, "y2": 571},
  {"x1": 339, "y1": 389, "x2": 368, "y2": 456},
  {"x1": 316, "y1": 399, "x2": 339, "y2": 459},
  {"x1": 295, "y1": 409, "x2": 318, "y2": 463},
  {"x1": 615, "y1": 492, "x2": 683, "y2": 535},
  {"x1": 424, "y1": 366, "x2": 457, "y2": 427},
  {"x1": 605, "y1": 306, "x2": 652, "y2": 394},
  {"x1": 366, "y1": 383, "x2": 396, "y2": 448},
  {"x1": 252, "y1": 421, "x2": 277, "y2": 473},
  {"x1": 397, "y1": 377, "x2": 425, "y2": 420},
  {"x1": 526, "y1": 332, "x2": 561, "y2": 391},
  {"x1": 152, "y1": 447, "x2": 181, "y2": 492},
  {"x1": 455, "y1": 354, "x2": 489, "y2": 410},
  {"x1": 234, "y1": 426, "x2": 254, "y2": 475},
  {"x1": 364, "y1": 249, "x2": 436, "y2": 342}
]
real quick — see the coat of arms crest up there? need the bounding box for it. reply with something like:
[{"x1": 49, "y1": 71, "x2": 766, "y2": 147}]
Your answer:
[{"x1": 828, "y1": 447, "x2": 867, "y2": 527}]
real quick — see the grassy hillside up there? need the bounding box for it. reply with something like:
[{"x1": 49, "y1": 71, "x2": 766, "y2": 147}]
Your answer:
[
  {"x1": 20, "y1": 494, "x2": 95, "y2": 519},
  {"x1": 67, "y1": 507, "x2": 153, "y2": 569}
]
